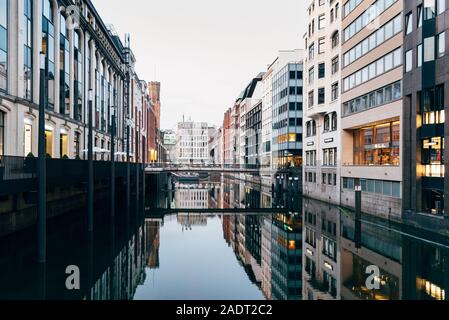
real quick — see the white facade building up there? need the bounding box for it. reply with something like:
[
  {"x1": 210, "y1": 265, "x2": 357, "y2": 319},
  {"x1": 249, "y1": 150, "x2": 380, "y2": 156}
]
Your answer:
[
  {"x1": 175, "y1": 121, "x2": 209, "y2": 164},
  {"x1": 303, "y1": 0, "x2": 342, "y2": 205}
]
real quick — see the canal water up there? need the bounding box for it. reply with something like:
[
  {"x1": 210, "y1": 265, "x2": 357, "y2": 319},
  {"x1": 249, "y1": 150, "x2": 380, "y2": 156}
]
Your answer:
[{"x1": 0, "y1": 174, "x2": 448, "y2": 300}]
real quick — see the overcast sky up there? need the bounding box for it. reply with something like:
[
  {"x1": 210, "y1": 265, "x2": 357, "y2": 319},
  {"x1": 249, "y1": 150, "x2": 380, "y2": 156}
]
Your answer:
[{"x1": 94, "y1": 0, "x2": 306, "y2": 130}]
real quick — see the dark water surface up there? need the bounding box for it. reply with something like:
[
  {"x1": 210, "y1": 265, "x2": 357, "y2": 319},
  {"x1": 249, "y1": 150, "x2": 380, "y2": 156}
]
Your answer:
[{"x1": 0, "y1": 176, "x2": 448, "y2": 300}]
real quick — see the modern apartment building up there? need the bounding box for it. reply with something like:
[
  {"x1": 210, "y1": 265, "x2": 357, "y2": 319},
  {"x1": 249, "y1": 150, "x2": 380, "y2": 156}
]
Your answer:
[
  {"x1": 403, "y1": 0, "x2": 448, "y2": 217},
  {"x1": 271, "y1": 50, "x2": 304, "y2": 170},
  {"x1": 304, "y1": 0, "x2": 342, "y2": 205},
  {"x1": 340, "y1": 0, "x2": 404, "y2": 219},
  {"x1": 175, "y1": 120, "x2": 209, "y2": 164},
  {"x1": 0, "y1": 0, "x2": 157, "y2": 163}
]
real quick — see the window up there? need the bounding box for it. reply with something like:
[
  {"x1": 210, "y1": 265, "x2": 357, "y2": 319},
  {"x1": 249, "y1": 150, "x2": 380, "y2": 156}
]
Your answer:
[
  {"x1": 23, "y1": 0, "x2": 33, "y2": 100},
  {"x1": 406, "y1": 12, "x2": 413, "y2": 35},
  {"x1": 318, "y1": 88, "x2": 325, "y2": 104},
  {"x1": 24, "y1": 122, "x2": 32, "y2": 156},
  {"x1": 42, "y1": 0, "x2": 55, "y2": 109},
  {"x1": 343, "y1": 15, "x2": 402, "y2": 67},
  {"x1": 343, "y1": 0, "x2": 397, "y2": 42},
  {"x1": 331, "y1": 82, "x2": 339, "y2": 101},
  {"x1": 353, "y1": 121, "x2": 400, "y2": 166},
  {"x1": 309, "y1": 43, "x2": 315, "y2": 60},
  {"x1": 331, "y1": 112, "x2": 337, "y2": 131},
  {"x1": 332, "y1": 31, "x2": 339, "y2": 48},
  {"x1": 60, "y1": 14, "x2": 70, "y2": 116},
  {"x1": 60, "y1": 133, "x2": 68, "y2": 158},
  {"x1": 425, "y1": 0, "x2": 436, "y2": 20},
  {"x1": 74, "y1": 131, "x2": 80, "y2": 158},
  {"x1": 0, "y1": 0, "x2": 8, "y2": 92},
  {"x1": 422, "y1": 137, "x2": 445, "y2": 178},
  {"x1": 308, "y1": 90, "x2": 314, "y2": 108},
  {"x1": 318, "y1": 63, "x2": 325, "y2": 78},
  {"x1": 0, "y1": 110, "x2": 4, "y2": 156},
  {"x1": 324, "y1": 114, "x2": 330, "y2": 132},
  {"x1": 437, "y1": 32, "x2": 445, "y2": 58},
  {"x1": 343, "y1": 48, "x2": 402, "y2": 91},
  {"x1": 418, "y1": 4, "x2": 423, "y2": 27},
  {"x1": 74, "y1": 32, "x2": 83, "y2": 121},
  {"x1": 318, "y1": 37, "x2": 325, "y2": 54},
  {"x1": 318, "y1": 14, "x2": 325, "y2": 30},
  {"x1": 331, "y1": 56, "x2": 339, "y2": 74},
  {"x1": 405, "y1": 49, "x2": 413, "y2": 72},
  {"x1": 417, "y1": 44, "x2": 423, "y2": 67},
  {"x1": 309, "y1": 67, "x2": 315, "y2": 84},
  {"x1": 424, "y1": 36, "x2": 435, "y2": 62},
  {"x1": 437, "y1": 0, "x2": 445, "y2": 15}
]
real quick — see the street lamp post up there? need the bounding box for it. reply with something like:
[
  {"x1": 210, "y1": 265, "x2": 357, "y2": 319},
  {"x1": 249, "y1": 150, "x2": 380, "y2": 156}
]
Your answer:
[
  {"x1": 88, "y1": 89, "x2": 94, "y2": 232},
  {"x1": 37, "y1": 52, "x2": 47, "y2": 263}
]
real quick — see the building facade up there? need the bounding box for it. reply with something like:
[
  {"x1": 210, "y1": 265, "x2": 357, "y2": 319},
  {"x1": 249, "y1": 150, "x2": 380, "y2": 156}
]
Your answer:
[
  {"x1": 403, "y1": 0, "x2": 448, "y2": 217},
  {"x1": 175, "y1": 120, "x2": 209, "y2": 164},
  {"x1": 271, "y1": 50, "x2": 304, "y2": 170},
  {"x1": 303, "y1": 0, "x2": 342, "y2": 205},
  {"x1": 340, "y1": 0, "x2": 404, "y2": 219},
  {"x1": 0, "y1": 0, "x2": 157, "y2": 164}
]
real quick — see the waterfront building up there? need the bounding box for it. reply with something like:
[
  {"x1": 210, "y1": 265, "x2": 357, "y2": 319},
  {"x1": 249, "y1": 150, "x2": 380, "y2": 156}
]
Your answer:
[
  {"x1": 303, "y1": 0, "x2": 342, "y2": 205},
  {"x1": 175, "y1": 120, "x2": 209, "y2": 164},
  {"x1": 403, "y1": 0, "x2": 448, "y2": 217},
  {"x1": 161, "y1": 129, "x2": 176, "y2": 163},
  {"x1": 271, "y1": 49, "x2": 304, "y2": 170},
  {"x1": 0, "y1": 0, "x2": 157, "y2": 163},
  {"x1": 340, "y1": 0, "x2": 404, "y2": 219},
  {"x1": 237, "y1": 73, "x2": 264, "y2": 166}
]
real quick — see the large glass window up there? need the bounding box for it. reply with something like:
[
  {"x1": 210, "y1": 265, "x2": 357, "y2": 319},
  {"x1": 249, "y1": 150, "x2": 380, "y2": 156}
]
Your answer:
[
  {"x1": 23, "y1": 0, "x2": 32, "y2": 100},
  {"x1": 0, "y1": 0, "x2": 8, "y2": 92},
  {"x1": 422, "y1": 137, "x2": 445, "y2": 177},
  {"x1": 42, "y1": 0, "x2": 55, "y2": 109},
  {"x1": 74, "y1": 32, "x2": 82, "y2": 121},
  {"x1": 343, "y1": 81, "x2": 402, "y2": 116},
  {"x1": 343, "y1": 48, "x2": 402, "y2": 91},
  {"x1": 353, "y1": 121, "x2": 400, "y2": 166},
  {"x1": 422, "y1": 85, "x2": 445, "y2": 125},
  {"x1": 343, "y1": 0, "x2": 398, "y2": 42},
  {"x1": 60, "y1": 14, "x2": 70, "y2": 115}
]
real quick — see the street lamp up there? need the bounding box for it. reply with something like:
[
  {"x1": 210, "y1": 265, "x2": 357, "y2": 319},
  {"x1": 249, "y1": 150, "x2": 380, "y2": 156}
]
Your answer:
[
  {"x1": 37, "y1": 52, "x2": 46, "y2": 263},
  {"x1": 88, "y1": 88, "x2": 94, "y2": 232}
]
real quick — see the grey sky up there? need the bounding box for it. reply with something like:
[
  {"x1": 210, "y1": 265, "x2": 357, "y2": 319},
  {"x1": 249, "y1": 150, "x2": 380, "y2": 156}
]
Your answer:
[{"x1": 95, "y1": 0, "x2": 306, "y2": 130}]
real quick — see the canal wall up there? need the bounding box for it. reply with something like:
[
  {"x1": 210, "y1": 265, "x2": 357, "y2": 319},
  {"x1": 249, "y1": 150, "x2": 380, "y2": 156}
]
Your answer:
[{"x1": 0, "y1": 157, "x2": 145, "y2": 238}]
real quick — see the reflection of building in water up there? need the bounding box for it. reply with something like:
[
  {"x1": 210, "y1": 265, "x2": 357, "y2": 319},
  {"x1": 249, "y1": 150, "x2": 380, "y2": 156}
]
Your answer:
[
  {"x1": 271, "y1": 213, "x2": 302, "y2": 300},
  {"x1": 222, "y1": 215, "x2": 232, "y2": 246},
  {"x1": 245, "y1": 215, "x2": 263, "y2": 284},
  {"x1": 261, "y1": 216, "x2": 272, "y2": 299},
  {"x1": 340, "y1": 212, "x2": 402, "y2": 300},
  {"x1": 402, "y1": 236, "x2": 448, "y2": 300},
  {"x1": 177, "y1": 213, "x2": 208, "y2": 229},
  {"x1": 303, "y1": 198, "x2": 341, "y2": 300},
  {"x1": 175, "y1": 187, "x2": 209, "y2": 209},
  {"x1": 89, "y1": 225, "x2": 148, "y2": 300},
  {"x1": 145, "y1": 219, "x2": 161, "y2": 269}
]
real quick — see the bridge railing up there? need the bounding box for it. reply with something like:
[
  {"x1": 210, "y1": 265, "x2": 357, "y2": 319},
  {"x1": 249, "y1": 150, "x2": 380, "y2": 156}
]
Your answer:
[{"x1": 145, "y1": 162, "x2": 270, "y2": 170}]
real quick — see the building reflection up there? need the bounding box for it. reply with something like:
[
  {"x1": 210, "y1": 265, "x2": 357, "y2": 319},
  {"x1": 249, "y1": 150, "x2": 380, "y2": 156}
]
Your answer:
[
  {"x1": 303, "y1": 198, "x2": 341, "y2": 300},
  {"x1": 145, "y1": 219, "x2": 161, "y2": 269}
]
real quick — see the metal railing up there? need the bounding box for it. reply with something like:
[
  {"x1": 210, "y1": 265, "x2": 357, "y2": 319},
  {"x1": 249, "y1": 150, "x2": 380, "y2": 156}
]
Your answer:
[
  {"x1": 146, "y1": 162, "x2": 271, "y2": 170},
  {"x1": 0, "y1": 156, "x2": 37, "y2": 180}
]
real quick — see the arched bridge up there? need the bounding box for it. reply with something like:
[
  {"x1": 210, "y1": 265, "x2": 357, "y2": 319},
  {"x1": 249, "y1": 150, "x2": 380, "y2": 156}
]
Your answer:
[{"x1": 145, "y1": 163, "x2": 269, "y2": 174}]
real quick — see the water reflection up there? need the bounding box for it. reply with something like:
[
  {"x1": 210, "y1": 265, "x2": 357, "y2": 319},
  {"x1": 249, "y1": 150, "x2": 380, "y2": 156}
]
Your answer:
[{"x1": 0, "y1": 175, "x2": 449, "y2": 300}]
